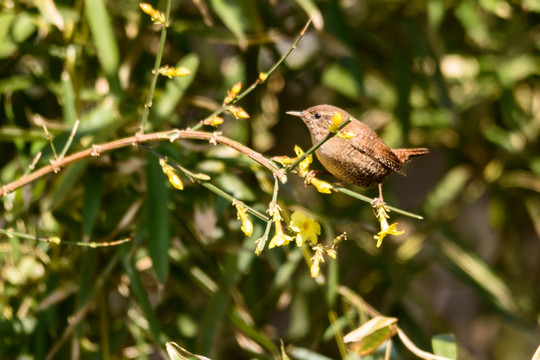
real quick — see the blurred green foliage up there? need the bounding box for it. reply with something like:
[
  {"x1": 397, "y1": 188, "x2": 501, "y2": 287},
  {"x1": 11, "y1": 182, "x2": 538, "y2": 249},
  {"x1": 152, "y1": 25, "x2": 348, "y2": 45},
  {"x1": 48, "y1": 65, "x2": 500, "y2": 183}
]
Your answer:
[{"x1": 0, "y1": 0, "x2": 539, "y2": 359}]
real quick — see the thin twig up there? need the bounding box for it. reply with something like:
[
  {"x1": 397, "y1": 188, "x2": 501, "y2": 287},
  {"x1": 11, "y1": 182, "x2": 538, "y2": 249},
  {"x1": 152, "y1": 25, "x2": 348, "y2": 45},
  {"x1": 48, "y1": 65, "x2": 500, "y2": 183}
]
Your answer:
[
  {"x1": 193, "y1": 19, "x2": 312, "y2": 131},
  {"x1": 59, "y1": 119, "x2": 80, "y2": 159},
  {"x1": 334, "y1": 186, "x2": 423, "y2": 220},
  {"x1": 24, "y1": 151, "x2": 42, "y2": 177},
  {"x1": 40, "y1": 119, "x2": 58, "y2": 159},
  {"x1": 144, "y1": 146, "x2": 270, "y2": 221},
  {"x1": 138, "y1": 0, "x2": 173, "y2": 133},
  {"x1": 286, "y1": 118, "x2": 352, "y2": 172},
  {"x1": 0, "y1": 229, "x2": 130, "y2": 247},
  {"x1": 0, "y1": 130, "x2": 281, "y2": 197}
]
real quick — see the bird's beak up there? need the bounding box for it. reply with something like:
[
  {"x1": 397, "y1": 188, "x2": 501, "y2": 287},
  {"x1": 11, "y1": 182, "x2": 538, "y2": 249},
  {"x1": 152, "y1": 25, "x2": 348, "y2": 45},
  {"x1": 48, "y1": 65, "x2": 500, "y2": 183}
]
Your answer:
[{"x1": 286, "y1": 111, "x2": 303, "y2": 117}]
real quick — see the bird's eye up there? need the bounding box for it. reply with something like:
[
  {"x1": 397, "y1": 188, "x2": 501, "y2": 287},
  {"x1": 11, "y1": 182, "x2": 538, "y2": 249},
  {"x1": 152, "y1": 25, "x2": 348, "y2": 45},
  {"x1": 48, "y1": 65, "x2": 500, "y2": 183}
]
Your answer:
[{"x1": 314, "y1": 113, "x2": 321, "y2": 119}]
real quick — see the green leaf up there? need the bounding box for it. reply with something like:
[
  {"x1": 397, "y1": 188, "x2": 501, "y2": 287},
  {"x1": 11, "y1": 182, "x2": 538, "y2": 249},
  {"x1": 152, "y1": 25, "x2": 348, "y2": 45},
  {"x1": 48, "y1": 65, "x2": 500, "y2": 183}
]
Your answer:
[
  {"x1": 431, "y1": 334, "x2": 457, "y2": 360},
  {"x1": 120, "y1": 245, "x2": 163, "y2": 341},
  {"x1": 12, "y1": 12, "x2": 37, "y2": 43},
  {"x1": 82, "y1": 168, "x2": 102, "y2": 238},
  {"x1": 532, "y1": 345, "x2": 540, "y2": 360},
  {"x1": 344, "y1": 316, "x2": 397, "y2": 356},
  {"x1": 288, "y1": 347, "x2": 334, "y2": 360},
  {"x1": 61, "y1": 70, "x2": 77, "y2": 126},
  {"x1": 209, "y1": 0, "x2": 249, "y2": 48},
  {"x1": 84, "y1": 0, "x2": 120, "y2": 90},
  {"x1": 214, "y1": 173, "x2": 255, "y2": 201},
  {"x1": 322, "y1": 63, "x2": 362, "y2": 100},
  {"x1": 343, "y1": 316, "x2": 397, "y2": 343},
  {"x1": 166, "y1": 342, "x2": 212, "y2": 360},
  {"x1": 0, "y1": 12, "x2": 15, "y2": 44},
  {"x1": 423, "y1": 164, "x2": 473, "y2": 216},
  {"x1": 0, "y1": 76, "x2": 33, "y2": 94},
  {"x1": 146, "y1": 153, "x2": 170, "y2": 284},
  {"x1": 293, "y1": 0, "x2": 323, "y2": 30},
  {"x1": 35, "y1": 0, "x2": 65, "y2": 31},
  {"x1": 439, "y1": 237, "x2": 519, "y2": 314}
]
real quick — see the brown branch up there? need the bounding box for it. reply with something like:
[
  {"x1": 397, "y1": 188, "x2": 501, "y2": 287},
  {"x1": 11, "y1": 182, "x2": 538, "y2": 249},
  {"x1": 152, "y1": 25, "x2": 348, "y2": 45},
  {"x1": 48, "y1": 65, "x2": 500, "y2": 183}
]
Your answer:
[{"x1": 0, "y1": 129, "x2": 283, "y2": 197}]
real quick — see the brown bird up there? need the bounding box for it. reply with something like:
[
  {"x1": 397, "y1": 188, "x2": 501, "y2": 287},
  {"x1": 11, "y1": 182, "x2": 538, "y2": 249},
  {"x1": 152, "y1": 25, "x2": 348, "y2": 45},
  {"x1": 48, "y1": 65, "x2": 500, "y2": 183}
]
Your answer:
[{"x1": 286, "y1": 105, "x2": 429, "y2": 203}]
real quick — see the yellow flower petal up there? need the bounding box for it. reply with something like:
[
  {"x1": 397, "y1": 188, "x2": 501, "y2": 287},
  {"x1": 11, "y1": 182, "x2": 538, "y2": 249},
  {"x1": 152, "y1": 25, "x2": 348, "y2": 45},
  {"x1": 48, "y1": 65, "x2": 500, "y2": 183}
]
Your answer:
[
  {"x1": 271, "y1": 155, "x2": 297, "y2": 166},
  {"x1": 229, "y1": 106, "x2": 250, "y2": 119},
  {"x1": 231, "y1": 82, "x2": 242, "y2": 95},
  {"x1": 139, "y1": 3, "x2": 165, "y2": 23},
  {"x1": 310, "y1": 178, "x2": 333, "y2": 194},
  {"x1": 203, "y1": 116, "x2": 224, "y2": 127},
  {"x1": 258, "y1": 72, "x2": 268, "y2": 82},
  {"x1": 158, "y1": 66, "x2": 191, "y2": 78},
  {"x1": 289, "y1": 211, "x2": 321, "y2": 246},
  {"x1": 49, "y1": 236, "x2": 61, "y2": 245},
  {"x1": 235, "y1": 204, "x2": 253, "y2": 237},
  {"x1": 310, "y1": 258, "x2": 320, "y2": 278},
  {"x1": 159, "y1": 159, "x2": 184, "y2": 190},
  {"x1": 329, "y1": 111, "x2": 343, "y2": 132},
  {"x1": 337, "y1": 131, "x2": 356, "y2": 140},
  {"x1": 268, "y1": 221, "x2": 293, "y2": 248}
]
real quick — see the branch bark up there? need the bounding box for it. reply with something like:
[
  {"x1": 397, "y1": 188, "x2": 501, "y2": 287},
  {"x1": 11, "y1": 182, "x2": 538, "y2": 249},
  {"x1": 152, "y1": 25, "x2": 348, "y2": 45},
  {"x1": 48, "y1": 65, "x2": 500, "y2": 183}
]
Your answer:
[{"x1": 0, "y1": 129, "x2": 283, "y2": 197}]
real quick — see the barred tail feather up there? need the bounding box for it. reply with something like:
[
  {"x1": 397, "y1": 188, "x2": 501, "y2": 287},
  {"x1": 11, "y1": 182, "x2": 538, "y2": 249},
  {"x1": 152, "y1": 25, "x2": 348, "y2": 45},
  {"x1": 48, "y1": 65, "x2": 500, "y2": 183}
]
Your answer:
[{"x1": 392, "y1": 148, "x2": 429, "y2": 164}]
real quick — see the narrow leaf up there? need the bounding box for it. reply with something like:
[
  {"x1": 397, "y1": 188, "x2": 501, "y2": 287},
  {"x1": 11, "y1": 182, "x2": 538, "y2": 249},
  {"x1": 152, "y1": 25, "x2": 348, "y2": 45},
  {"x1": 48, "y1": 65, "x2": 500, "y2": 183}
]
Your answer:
[
  {"x1": 82, "y1": 168, "x2": 102, "y2": 238},
  {"x1": 431, "y1": 334, "x2": 457, "y2": 360},
  {"x1": 146, "y1": 153, "x2": 170, "y2": 284},
  {"x1": 84, "y1": 0, "x2": 120, "y2": 89}
]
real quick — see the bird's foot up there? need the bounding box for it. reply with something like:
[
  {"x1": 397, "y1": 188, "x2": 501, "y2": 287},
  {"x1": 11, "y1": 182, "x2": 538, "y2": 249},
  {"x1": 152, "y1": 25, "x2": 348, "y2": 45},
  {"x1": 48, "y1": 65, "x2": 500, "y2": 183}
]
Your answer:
[
  {"x1": 371, "y1": 183, "x2": 386, "y2": 209},
  {"x1": 371, "y1": 196, "x2": 386, "y2": 209}
]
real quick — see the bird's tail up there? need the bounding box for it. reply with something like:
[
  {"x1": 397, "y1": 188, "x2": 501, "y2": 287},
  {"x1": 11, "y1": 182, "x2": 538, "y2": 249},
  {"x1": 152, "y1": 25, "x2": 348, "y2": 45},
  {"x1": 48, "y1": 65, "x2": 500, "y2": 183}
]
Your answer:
[{"x1": 392, "y1": 148, "x2": 429, "y2": 164}]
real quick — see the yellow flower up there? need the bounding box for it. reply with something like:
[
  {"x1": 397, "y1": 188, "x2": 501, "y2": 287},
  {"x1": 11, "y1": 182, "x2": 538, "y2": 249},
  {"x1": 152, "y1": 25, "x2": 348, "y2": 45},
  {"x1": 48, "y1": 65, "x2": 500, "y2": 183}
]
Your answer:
[
  {"x1": 309, "y1": 177, "x2": 333, "y2": 194},
  {"x1": 203, "y1": 116, "x2": 224, "y2": 127},
  {"x1": 228, "y1": 106, "x2": 250, "y2": 119},
  {"x1": 337, "y1": 131, "x2": 356, "y2": 140},
  {"x1": 255, "y1": 235, "x2": 268, "y2": 256},
  {"x1": 48, "y1": 236, "x2": 61, "y2": 245},
  {"x1": 294, "y1": 145, "x2": 312, "y2": 177},
  {"x1": 310, "y1": 257, "x2": 321, "y2": 278},
  {"x1": 235, "y1": 203, "x2": 253, "y2": 237},
  {"x1": 289, "y1": 211, "x2": 320, "y2": 246},
  {"x1": 271, "y1": 155, "x2": 296, "y2": 166},
  {"x1": 267, "y1": 201, "x2": 283, "y2": 222},
  {"x1": 230, "y1": 82, "x2": 242, "y2": 95},
  {"x1": 159, "y1": 159, "x2": 183, "y2": 190},
  {"x1": 310, "y1": 245, "x2": 325, "y2": 278},
  {"x1": 158, "y1": 65, "x2": 191, "y2": 78},
  {"x1": 223, "y1": 82, "x2": 242, "y2": 104},
  {"x1": 268, "y1": 221, "x2": 293, "y2": 249},
  {"x1": 373, "y1": 205, "x2": 404, "y2": 247},
  {"x1": 329, "y1": 111, "x2": 343, "y2": 132},
  {"x1": 139, "y1": 3, "x2": 166, "y2": 24},
  {"x1": 258, "y1": 72, "x2": 268, "y2": 82}
]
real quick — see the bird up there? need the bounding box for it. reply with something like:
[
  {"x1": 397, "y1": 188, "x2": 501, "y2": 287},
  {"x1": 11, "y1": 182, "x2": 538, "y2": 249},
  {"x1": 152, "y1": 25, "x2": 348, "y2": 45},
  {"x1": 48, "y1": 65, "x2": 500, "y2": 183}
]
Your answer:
[{"x1": 286, "y1": 104, "x2": 429, "y2": 203}]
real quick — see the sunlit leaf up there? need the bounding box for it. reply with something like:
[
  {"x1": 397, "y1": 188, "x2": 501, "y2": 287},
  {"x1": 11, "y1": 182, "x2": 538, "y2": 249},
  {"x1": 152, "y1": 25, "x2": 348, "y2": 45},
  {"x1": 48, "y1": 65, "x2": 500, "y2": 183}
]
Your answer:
[
  {"x1": 344, "y1": 316, "x2": 397, "y2": 355},
  {"x1": 431, "y1": 334, "x2": 457, "y2": 360}
]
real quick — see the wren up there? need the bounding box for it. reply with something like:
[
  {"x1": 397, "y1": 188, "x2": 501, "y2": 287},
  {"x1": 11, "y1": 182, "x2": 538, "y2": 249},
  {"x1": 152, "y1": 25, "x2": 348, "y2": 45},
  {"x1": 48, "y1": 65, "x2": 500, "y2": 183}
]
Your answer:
[{"x1": 287, "y1": 105, "x2": 429, "y2": 200}]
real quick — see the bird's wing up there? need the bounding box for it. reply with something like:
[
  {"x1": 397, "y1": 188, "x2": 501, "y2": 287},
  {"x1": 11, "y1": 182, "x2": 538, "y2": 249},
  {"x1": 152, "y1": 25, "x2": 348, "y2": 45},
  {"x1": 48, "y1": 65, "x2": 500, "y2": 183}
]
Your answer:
[{"x1": 345, "y1": 123, "x2": 404, "y2": 174}]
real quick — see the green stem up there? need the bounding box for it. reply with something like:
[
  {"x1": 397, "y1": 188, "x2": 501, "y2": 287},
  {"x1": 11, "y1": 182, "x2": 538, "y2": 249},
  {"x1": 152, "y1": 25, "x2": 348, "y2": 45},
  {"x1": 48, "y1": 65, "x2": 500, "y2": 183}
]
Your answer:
[
  {"x1": 334, "y1": 186, "x2": 424, "y2": 220},
  {"x1": 192, "y1": 19, "x2": 312, "y2": 131},
  {"x1": 329, "y1": 310, "x2": 348, "y2": 359},
  {"x1": 144, "y1": 146, "x2": 270, "y2": 222},
  {"x1": 138, "y1": 0, "x2": 172, "y2": 133}
]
